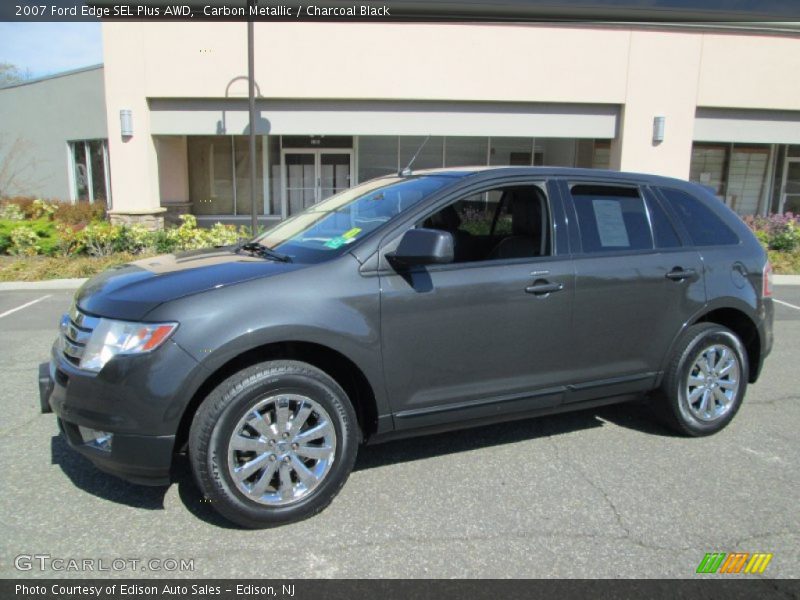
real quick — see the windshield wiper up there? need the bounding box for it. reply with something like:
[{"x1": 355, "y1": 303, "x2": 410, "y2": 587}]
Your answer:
[{"x1": 237, "y1": 242, "x2": 292, "y2": 263}]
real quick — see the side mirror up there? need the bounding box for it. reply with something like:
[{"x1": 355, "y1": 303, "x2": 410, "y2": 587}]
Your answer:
[{"x1": 389, "y1": 228, "x2": 454, "y2": 268}]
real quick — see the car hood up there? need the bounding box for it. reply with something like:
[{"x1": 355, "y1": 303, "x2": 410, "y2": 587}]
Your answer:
[{"x1": 75, "y1": 248, "x2": 304, "y2": 320}]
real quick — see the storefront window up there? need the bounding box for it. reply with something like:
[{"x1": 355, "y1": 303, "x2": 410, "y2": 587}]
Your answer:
[
  {"x1": 690, "y1": 142, "x2": 771, "y2": 215},
  {"x1": 69, "y1": 139, "x2": 109, "y2": 204}
]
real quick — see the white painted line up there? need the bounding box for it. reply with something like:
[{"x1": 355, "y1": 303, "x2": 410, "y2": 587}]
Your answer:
[
  {"x1": 0, "y1": 295, "x2": 52, "y2": 319},
  {"x1": 774, "y1": 298, "x2": 800, "y2": 311}
]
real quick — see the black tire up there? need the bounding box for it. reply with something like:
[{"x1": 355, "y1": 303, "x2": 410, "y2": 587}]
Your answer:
[
  {"x1": 189, "y1": 360, "x2": 359, "y2": 528},
  {"x1": 657, "y1": 323, "x2": 748, "y2": 437}
]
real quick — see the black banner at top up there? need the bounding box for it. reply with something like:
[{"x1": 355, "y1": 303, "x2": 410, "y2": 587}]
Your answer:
[{"x1": 3, "y1": 0, "x2": 800, "y2": 22}]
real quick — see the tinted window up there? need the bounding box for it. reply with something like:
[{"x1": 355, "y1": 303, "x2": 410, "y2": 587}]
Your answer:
[
  {"x1": 658, "y1": 187, "x2": 739, "y2": 247},
  {"x1": 645, "y1": 193, "x2": 681, "y2": 249},
  {"x1": 420, "y1": 184, "x2": 550, "y2": 263},
  {"x1": 571, "y1": 185, "x2": 653, "y2": 253}
]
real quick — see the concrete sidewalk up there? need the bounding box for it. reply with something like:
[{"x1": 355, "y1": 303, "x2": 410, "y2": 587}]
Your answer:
[
  {"x1": 0, "y1": 278, "x2": 88, "y2": 291},
  {"x1": 2, "y1": 274, "x2": 800, "y2": 291}
]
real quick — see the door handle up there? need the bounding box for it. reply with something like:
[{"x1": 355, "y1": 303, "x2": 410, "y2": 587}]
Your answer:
[
  {"x1": 665, "y1": 267, "x2": 697, "y2": 281},
  {"x1": 525, "y1": 280, "x2": 564, "y2": 295}
]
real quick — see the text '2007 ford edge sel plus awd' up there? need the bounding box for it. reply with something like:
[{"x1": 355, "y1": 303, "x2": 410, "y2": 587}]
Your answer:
[{"x1": 40, "y1": 167, "x2": 774, "y2": 528}]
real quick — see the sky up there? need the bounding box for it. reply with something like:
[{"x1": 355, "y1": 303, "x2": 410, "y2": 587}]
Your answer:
[{"x1": 0, "y1": 23, "x2": 103, "y2": 78}]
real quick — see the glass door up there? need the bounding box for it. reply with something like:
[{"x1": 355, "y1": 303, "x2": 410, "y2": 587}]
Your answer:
[
  {"x1": 283, "y1": 151, "x2": 316, "y2": 216},
  {"x1": 282, "y1": 149, "x2": 353, "y2": 216}
]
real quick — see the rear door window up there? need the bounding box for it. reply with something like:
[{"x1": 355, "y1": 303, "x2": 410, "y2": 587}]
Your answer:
[
  {"x1": 570, "y1": 184, "x2": 653, "y2": 253},
  {"x1": 657, "y1": 187, "x2": 740, "y2": 247}
]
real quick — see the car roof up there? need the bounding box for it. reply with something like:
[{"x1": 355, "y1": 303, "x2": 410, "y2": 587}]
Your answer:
[{"x1": 403, "y1": 166, "x2": 697, "y2": 189}]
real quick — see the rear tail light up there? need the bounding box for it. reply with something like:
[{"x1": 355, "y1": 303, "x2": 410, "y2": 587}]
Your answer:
[{"x1": 763, "y1": 261, "x2": 773, "y2": 298}]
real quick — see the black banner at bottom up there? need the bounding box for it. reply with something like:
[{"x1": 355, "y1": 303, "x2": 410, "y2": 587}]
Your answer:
[{"x1": 3, "y1": 579, "x2": 800, "y2": 600}]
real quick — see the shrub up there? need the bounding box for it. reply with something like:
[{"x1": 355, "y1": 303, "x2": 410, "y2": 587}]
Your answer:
[
  {"x1": 54, "y1": 200, "x2": 106, "y2": 225},
  {"x1": 742, "y1": 212, "x2": 800, "y2": 252},
  {"x1": 0, "y1": 196, "x2": 37, "y2": 218},
  {"x1": 0, "y1": 202, "x2": 25, "y2": 221},
  {"x1": 0, "y1": 218, "x2": 59, "y2": 256},
  {"x1": 9, "y1": 225, "x2": 40, "y2": 256}
]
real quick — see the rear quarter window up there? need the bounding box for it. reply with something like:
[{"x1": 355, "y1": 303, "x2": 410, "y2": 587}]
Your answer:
[{"x1": 658, "y1": 187, "x2": 740, "y2": 247}]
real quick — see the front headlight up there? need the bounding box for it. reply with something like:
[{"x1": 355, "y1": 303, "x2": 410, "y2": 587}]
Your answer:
[{"x1": 80, "y1": 319, "x2": 178, "y2": 373}]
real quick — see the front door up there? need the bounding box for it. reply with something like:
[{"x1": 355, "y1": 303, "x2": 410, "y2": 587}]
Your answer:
[
  {"x1": 282, "y1": 149, "x2": 353, "y2": 216},
  {"x1": 378, "y1": 180, "x2": 575, "y2": 430}
]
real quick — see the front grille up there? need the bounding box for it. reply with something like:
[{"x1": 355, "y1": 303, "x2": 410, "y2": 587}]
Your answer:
[{"x1": 60, "y1": 305, "x2": 100, "y2": 366}]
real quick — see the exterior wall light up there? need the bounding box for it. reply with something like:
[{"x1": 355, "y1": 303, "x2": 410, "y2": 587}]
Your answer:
[
  {"x1": 653, "y1": 115, "x2": 665, "y2": 144},
  {"x1": 120, "y1": 109, "x2": 134, "y2": 137}
]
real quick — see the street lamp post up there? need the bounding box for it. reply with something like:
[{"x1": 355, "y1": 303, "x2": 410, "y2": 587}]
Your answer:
[{"x1": 247, "y1": 0, "x2": 258, "y2": 236}]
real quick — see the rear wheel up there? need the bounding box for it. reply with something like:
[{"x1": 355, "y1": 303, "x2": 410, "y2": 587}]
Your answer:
[
  {"x1": 657, "y1": 323, "x2": 748, "y2": 437},
  {"x1": 189, "y1": 360, "x2": 358, "y2": 528}
]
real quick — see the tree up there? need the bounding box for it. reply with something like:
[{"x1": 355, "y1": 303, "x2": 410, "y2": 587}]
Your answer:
[
  {"x1": 0, "y1": 63, "x2": 31, "y2": 87},
  {"x1": 0, "y1": 135, "x2": 44, "y2": 198}
]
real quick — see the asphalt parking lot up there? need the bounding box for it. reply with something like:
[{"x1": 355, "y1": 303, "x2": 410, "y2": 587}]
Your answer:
[{"x1": 1, "y1": 286, "x2": 798, "y2": 579}]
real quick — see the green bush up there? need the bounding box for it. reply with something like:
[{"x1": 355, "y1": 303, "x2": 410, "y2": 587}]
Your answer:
[
  {"x1": 0, "y1": 203, "x2": 25, "y2": 221},
  {"x1": 1, "y1": 198, "x2": 248, "y2": 259},
  {"x1": 53, "y1": 214, "x2": 247, "y2": 258},
  {"x1": 742, "y1": 213, "x2": 800, "y2": 252},
  {"x1": 0, "y1": 218, "x2": 60, "y2": 256},
  {"x1": 9, "y1": 226, "x2": 40, "y2": 256}
]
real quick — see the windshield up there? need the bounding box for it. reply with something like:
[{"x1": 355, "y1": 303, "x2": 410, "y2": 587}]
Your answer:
[{"x1": 254, "y1": 175, "x2": 450, "y2": 263}]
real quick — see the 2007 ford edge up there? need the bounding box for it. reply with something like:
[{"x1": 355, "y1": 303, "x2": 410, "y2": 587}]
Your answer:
[{"x1": 40, "y1": 167, "x2": 774, "y2": 527}]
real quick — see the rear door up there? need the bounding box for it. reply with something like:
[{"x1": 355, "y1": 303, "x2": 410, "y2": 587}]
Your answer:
[
  {"x1": 561, "y1": 180, "x2": 706, "y2": 402},
  {"x1": 377, "y1": 178, "x2": 575, "y2": 429}
]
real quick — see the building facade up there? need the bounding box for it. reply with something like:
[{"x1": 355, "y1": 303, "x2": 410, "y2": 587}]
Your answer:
[
  {"x1": 0, "y1": 65, "x2": 109, "y2": 203},
  {"x1": 3, "y1": 22, "x2": 800, "y2": 226}
]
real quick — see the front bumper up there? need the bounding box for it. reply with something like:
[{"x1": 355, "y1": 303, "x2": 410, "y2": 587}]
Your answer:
[{"x1": 41, "y1": 338, "x2": 201, "y2": 486}]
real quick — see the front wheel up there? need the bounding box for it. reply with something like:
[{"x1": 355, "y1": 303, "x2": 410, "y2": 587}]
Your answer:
[
  {"x1": 658, "y1": 323, "x2": 748, "y2": 437},
  {"x1": 189, "y1": 360, "x2": 359, "y2": 528}
]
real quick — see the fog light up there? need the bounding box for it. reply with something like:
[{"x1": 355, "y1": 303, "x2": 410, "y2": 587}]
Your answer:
[{"x1": 78, "y1": 427, "x2": 113, "y2": 452}]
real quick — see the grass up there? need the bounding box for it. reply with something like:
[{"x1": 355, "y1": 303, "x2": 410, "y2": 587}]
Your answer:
[
  {"x1": 0, "y1": 253, "x2": 156, "y2": 282},
  {"x1": 769, "y1": 250, "x2": 800, "y2": 275}
]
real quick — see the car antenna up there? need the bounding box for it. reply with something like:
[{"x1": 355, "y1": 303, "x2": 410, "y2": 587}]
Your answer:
[{"x1": 399, "y1": 135, "x2": 430, "y2": 176}]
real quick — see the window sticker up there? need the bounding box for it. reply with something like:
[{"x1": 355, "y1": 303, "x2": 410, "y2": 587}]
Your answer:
[
  {"x1": 324, "y1": 237, "x2": 346, "y2": 249},
  {"x1": 592, "y1": 199, "x2": 630, "y2": 247},
  {"x1": 324, "y1": 227, "x2": 362, "y2": 249}
]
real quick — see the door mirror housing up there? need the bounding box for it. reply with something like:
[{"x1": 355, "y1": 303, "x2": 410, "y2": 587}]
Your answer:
[{"x1": 389, "y1": 228, "x2": 454, "y2": 267}]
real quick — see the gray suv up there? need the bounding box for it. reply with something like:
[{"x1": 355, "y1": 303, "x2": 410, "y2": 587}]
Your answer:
[{"x1": 40, "y1": 167, "x2": 774, "y2": 528}]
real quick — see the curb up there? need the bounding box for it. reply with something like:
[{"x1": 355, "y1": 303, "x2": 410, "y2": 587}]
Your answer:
[
  {"x1": 774, "y1": 275, "x2": 800, "y2": 286},
  {"x1": 0, "y1": 274, "x2": 799, "y2": 291},
  {"x1": 0, "y1": 278, "x2": 88, "y2": 291}
]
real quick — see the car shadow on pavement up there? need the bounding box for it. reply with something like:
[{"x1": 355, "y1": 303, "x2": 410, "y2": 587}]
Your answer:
[
  {"x1": 354, "y1": 399, "x2": 675, "y2": 472},
  {"x1": 50, "y1": 399, "x2": 675, "y2": 529},
  {"x1": 172, "y1": 455, "x2": 246, "y2": 529},
  {"x1": 50, "y1": 435, "x2": 168, "y2": 510}
]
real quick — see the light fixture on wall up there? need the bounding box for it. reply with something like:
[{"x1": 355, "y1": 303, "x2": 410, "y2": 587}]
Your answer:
[
  {"x1": 653, "y1": 116, "x2": 666, "y2": 144},
  {"x1": 120, "y1": 109, "x2": 133, "y2": 137}
]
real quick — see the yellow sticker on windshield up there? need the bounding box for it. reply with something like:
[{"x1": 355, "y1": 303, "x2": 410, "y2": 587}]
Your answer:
[{"x1": 342, "y1": 227, "x2": 362, "y2": 240}]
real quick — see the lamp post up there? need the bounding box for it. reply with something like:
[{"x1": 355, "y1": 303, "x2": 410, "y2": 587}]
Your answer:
[{"x1": 247, "y1": 0, "x2": 258, "y2": 236}]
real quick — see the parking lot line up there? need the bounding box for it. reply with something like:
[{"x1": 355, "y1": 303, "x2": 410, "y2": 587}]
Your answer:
[
  {"x1": 0, "y1": 295, "x2": 52, "y2": 319},
  {"x1": 774, "y1": 298, "x2": 800, "y2": 311}
]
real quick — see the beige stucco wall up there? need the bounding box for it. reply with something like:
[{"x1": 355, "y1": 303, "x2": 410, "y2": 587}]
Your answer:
[
  {"x1": 155, "y1": 136, "x2": 189, "y2": 203},
  {"x1": 101, "y1": 22, "x2": 800, "y2": 215}
]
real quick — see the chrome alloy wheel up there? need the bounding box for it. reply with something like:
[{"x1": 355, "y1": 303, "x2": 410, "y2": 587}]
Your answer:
[
  {"x1": 227, "y1": 394, "x2": 336, "y2": 506},
  {"x1": 683, "y1": 344, "x2": 741, "y2": 422}
]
